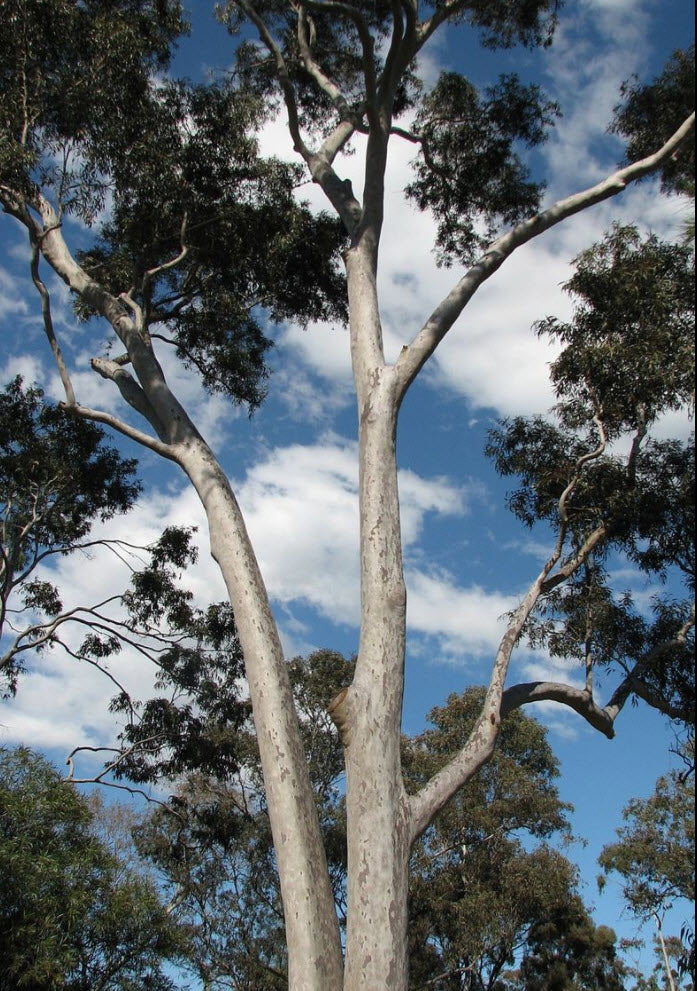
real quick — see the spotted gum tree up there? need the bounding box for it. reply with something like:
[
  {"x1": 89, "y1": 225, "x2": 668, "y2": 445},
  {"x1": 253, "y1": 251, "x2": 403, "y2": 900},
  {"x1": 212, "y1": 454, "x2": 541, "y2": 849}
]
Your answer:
[{"x1": 0, "y1": 2, "x2": 694, "y2": 988}]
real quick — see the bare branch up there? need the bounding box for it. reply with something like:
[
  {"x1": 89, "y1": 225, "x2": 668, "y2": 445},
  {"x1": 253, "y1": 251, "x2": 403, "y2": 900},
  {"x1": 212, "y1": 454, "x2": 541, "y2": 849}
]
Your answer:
[
  {"x1": 90, "y1": 357, "x2": 170, "y2": 442},
  {"x1": 143, "y1": 212, "x2": 188, "y2": 289},
  {"x1": 503, "y1": 604, "x2": 695, "y2": 736},
  {"x1": 61, "y1": 401, "x2": 179, "y2": 461},
  {"x1": 394, "y1": 112, "x2": 696, "y2": 404},
  {"x1": 409, "y1": 561, "x2": 555, "y2": 841},
  {"x1": 502, "y1": 681, "x2": 616, "y2": 738},
  {"x1": 29, "y1": 238, "x2": 76, "y2": 405},
  {"x1": 316, "y1": 119, "x2": 359, "y2": 168},
  {"x1": 65, "y1": 745, "x2": 185, "y2": 819}
]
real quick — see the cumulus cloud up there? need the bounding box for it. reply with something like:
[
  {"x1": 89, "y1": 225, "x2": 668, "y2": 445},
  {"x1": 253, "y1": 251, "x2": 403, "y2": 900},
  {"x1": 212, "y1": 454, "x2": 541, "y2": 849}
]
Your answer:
[{"x1": 0, "y1": 435, "x2": 512, "y2": 751}]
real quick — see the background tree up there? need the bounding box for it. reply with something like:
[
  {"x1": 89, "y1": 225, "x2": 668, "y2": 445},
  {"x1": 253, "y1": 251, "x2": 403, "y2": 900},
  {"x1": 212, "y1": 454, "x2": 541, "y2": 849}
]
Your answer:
[
  {"x1": 126, "y1": 650, "x2": 627, "y2": 990},
  {"x1": 599, "y1": 750, "x2": 695, "y2": 991},
  {"x1": 0, "y1": 1, "x2": 694, "y2": 986},
  {"x1": 0, "y1": 377, "x2": 139, "y2": 694},
  {"x1": 0, "y1": 746, "x2": 189, "y2": 990},
  {"x1": 507, "y1": 897, "x2": 629, "y2": 991}
]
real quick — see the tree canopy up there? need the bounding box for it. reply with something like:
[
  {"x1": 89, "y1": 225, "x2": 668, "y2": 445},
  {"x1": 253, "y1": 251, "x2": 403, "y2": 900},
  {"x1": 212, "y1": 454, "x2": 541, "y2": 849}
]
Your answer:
[{"x1": 0, "y1": 1, "x2": 694, "y2": 988}]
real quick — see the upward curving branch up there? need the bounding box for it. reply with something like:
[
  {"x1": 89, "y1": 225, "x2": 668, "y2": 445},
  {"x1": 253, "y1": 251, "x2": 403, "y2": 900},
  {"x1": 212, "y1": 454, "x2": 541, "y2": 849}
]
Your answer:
[{"x1": 393, "y1": 111, "x2": 696, "y2": 406}]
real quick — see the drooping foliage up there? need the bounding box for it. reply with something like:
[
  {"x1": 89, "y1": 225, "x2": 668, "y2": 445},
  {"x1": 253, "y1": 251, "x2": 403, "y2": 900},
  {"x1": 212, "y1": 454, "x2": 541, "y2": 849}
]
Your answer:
[
  {"x1": 0, "y1": 377, "x2": 140, "y2": 693},
  {"x1": 111, "y1": 536, "x2": 249, "y2": 784},
  {"x1": 406, "y1": 73, "x2": 560, "y2": 264},
  {"x1": 487, "y1": 225, "x2": 695, "y2": 728},
  {"x1": 0, "y1": 380, "x2": 252, "y2": 763}
]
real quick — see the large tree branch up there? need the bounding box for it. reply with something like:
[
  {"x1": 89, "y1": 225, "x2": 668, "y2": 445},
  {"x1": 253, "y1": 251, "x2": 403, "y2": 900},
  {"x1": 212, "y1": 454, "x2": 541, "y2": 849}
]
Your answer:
[
  {"x1": 295, "y1": 5, "x2": 355, "y2": 112},
  {"x1": 62, "y1": 401, "x2": 179, "y2": 461},
  {"x1": 501, "y1": 681, "x2": 616, "y2": 737},
  {"x1": 29, "y1": 239, "x2": 76, "y2": 405},
  {"x1": 407, "y1": 413, "x2": 621, "y2": 839},
  {"x1": 239, "y1": 0, "x2": 362, "y2": 233},
  {"x1": 14, "y1": 194, "x2": 203, "y2": 448},
  {"x1": 90, "y1": 358, "x2": 167, "y2": 440},
  {"x1": 297, "y1": 0, "x2": 378, "y2": 115},
  {"x1": 409, "y1": 561, "x2": 556, "y2": 842},
  {"x1": 416, "y1": 0, "x2": 469, "y2": 48},
  {"x1": 502, "y1": 604, "x2": 696, "y2": 737},
  {"x1": 394, "y1": 112, "x2": 696, "y2": 405}
]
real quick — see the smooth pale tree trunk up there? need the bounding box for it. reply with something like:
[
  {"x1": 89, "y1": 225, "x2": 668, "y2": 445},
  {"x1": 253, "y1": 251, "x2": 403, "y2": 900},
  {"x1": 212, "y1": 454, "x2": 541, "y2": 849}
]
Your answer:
[
  {"x1": 178, "y1": 438, "x2": 345, "y2": 991},
  {"x1": 654, "y1": 912, "x2": 679, "y2": 991},
  {"x1": 338, "y1": 240, "x2": 413, "y2": 989}
]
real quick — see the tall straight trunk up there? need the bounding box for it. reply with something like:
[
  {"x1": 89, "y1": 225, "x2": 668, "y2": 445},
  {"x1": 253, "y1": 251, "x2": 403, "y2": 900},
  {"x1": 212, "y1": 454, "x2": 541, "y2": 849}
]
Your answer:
[
  {"x1": 178, "y1": 437, "x2": 344, "y2": 991},
  {"x1": 341, "y1": 242, "x2": 412, "y2": 989}
]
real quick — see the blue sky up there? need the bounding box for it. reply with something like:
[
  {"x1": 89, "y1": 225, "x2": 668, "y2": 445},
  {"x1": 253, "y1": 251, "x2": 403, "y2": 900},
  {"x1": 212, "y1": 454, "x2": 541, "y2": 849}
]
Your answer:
[{"x1": 0, "y1": 0, "x2": 694, "y2": 981}]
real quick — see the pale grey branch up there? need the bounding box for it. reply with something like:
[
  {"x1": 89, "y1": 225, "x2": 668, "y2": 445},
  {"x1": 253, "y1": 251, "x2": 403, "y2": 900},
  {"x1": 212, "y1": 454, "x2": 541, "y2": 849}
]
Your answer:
[{"x1": 394, "y1": 112, "x2": 696, "y2": 404}]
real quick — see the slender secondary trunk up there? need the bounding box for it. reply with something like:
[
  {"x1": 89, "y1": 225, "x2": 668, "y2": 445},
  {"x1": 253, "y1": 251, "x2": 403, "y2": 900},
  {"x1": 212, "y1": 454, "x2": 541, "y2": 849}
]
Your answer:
[
  {"x1": 341, "y1": 241, "x2": 412, "y2": 989},
  {"x1": 178, "y1": 436, "x2": 344, "y2": 991},
  {"x1": 654, "y1": 912, "x2": 678, "y2": 991}
]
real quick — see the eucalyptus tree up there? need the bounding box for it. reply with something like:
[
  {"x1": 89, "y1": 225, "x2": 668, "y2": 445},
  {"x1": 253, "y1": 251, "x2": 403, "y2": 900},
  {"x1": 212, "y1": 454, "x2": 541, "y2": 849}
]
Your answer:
[
  {"x1": 600, "y1": 754, "x2": 696, "y2": 990},
  {"x1": 0, "y1": 2, "x2": 695, "y2": 989},
  {"x1": 0, "y1": 377, "x2": 139, "y2": 694}
]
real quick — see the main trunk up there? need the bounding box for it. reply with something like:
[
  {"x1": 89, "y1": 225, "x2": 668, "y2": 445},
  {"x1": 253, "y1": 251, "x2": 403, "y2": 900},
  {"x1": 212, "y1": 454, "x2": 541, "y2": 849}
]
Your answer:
[{"x1": 342, "y1": 241, "x2": 412, "y2": 990}]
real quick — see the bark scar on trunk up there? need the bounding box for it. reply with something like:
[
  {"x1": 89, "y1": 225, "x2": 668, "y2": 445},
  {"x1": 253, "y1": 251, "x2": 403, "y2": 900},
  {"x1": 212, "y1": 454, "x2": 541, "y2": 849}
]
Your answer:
[{"x1": 328, "y1": 687, "x2": 353, "y2": 748}]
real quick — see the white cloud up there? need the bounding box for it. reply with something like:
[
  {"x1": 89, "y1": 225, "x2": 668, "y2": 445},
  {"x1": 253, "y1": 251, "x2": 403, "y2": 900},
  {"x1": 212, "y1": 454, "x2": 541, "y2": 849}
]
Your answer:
[
  {"x1": 234, "y1": 438, "x2": 473, "y2": 626},
  {"x1": 0, "y1": 435, "x2": 505, "y2": 751},
  {"x1": 0, "y1": 267, "x2": 30, "y2": 322},
  {"x1": 1, "y1": 352, "x2": 46, "y2": 387},
  {"x1": 406, "y1": 571, "x2": 515, "y2": 658}
]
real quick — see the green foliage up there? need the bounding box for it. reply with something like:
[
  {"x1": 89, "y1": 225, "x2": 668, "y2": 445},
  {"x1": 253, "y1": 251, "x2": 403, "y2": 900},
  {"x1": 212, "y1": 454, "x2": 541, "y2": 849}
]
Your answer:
[
  {"x1": 612, "y1": 45, "x2": 695, "y2": 197},
  {"x1": 0, "y1": 378, "x2": 140, "y2": 694},
  {"x1": 510, "y1": 898, "x2": 629, "y2": 990},
  {"x1": 0, "y1": 0, "x2": 187, "y2": 220},
  {"x1": 75, "y1": 78, "x2": 348, "y2": 405},
  {"x1": 0, "y1": 377, "x2": 140, "y2": 548},
  {"x1": 406, "y1": 73, "x2": 559, "y2": 264},
  {"x1": 599, "y1": 760, "x2": 695, "y2": 920},
  {"x1": 0, "y1": 0, "x2": 348, "y2": 407},
  {"x1": 0, "y1": 746, "x2": 187, "y2": 990},
  {"x1": 486, "y1": 225, "x2": 695, "y2": 728},
  {"x1": 539, "y1": 226, "x2": 694, "y2": 436},
  {"x1": 403, "y1": 689, "x2": 578, "y2": 989}
]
